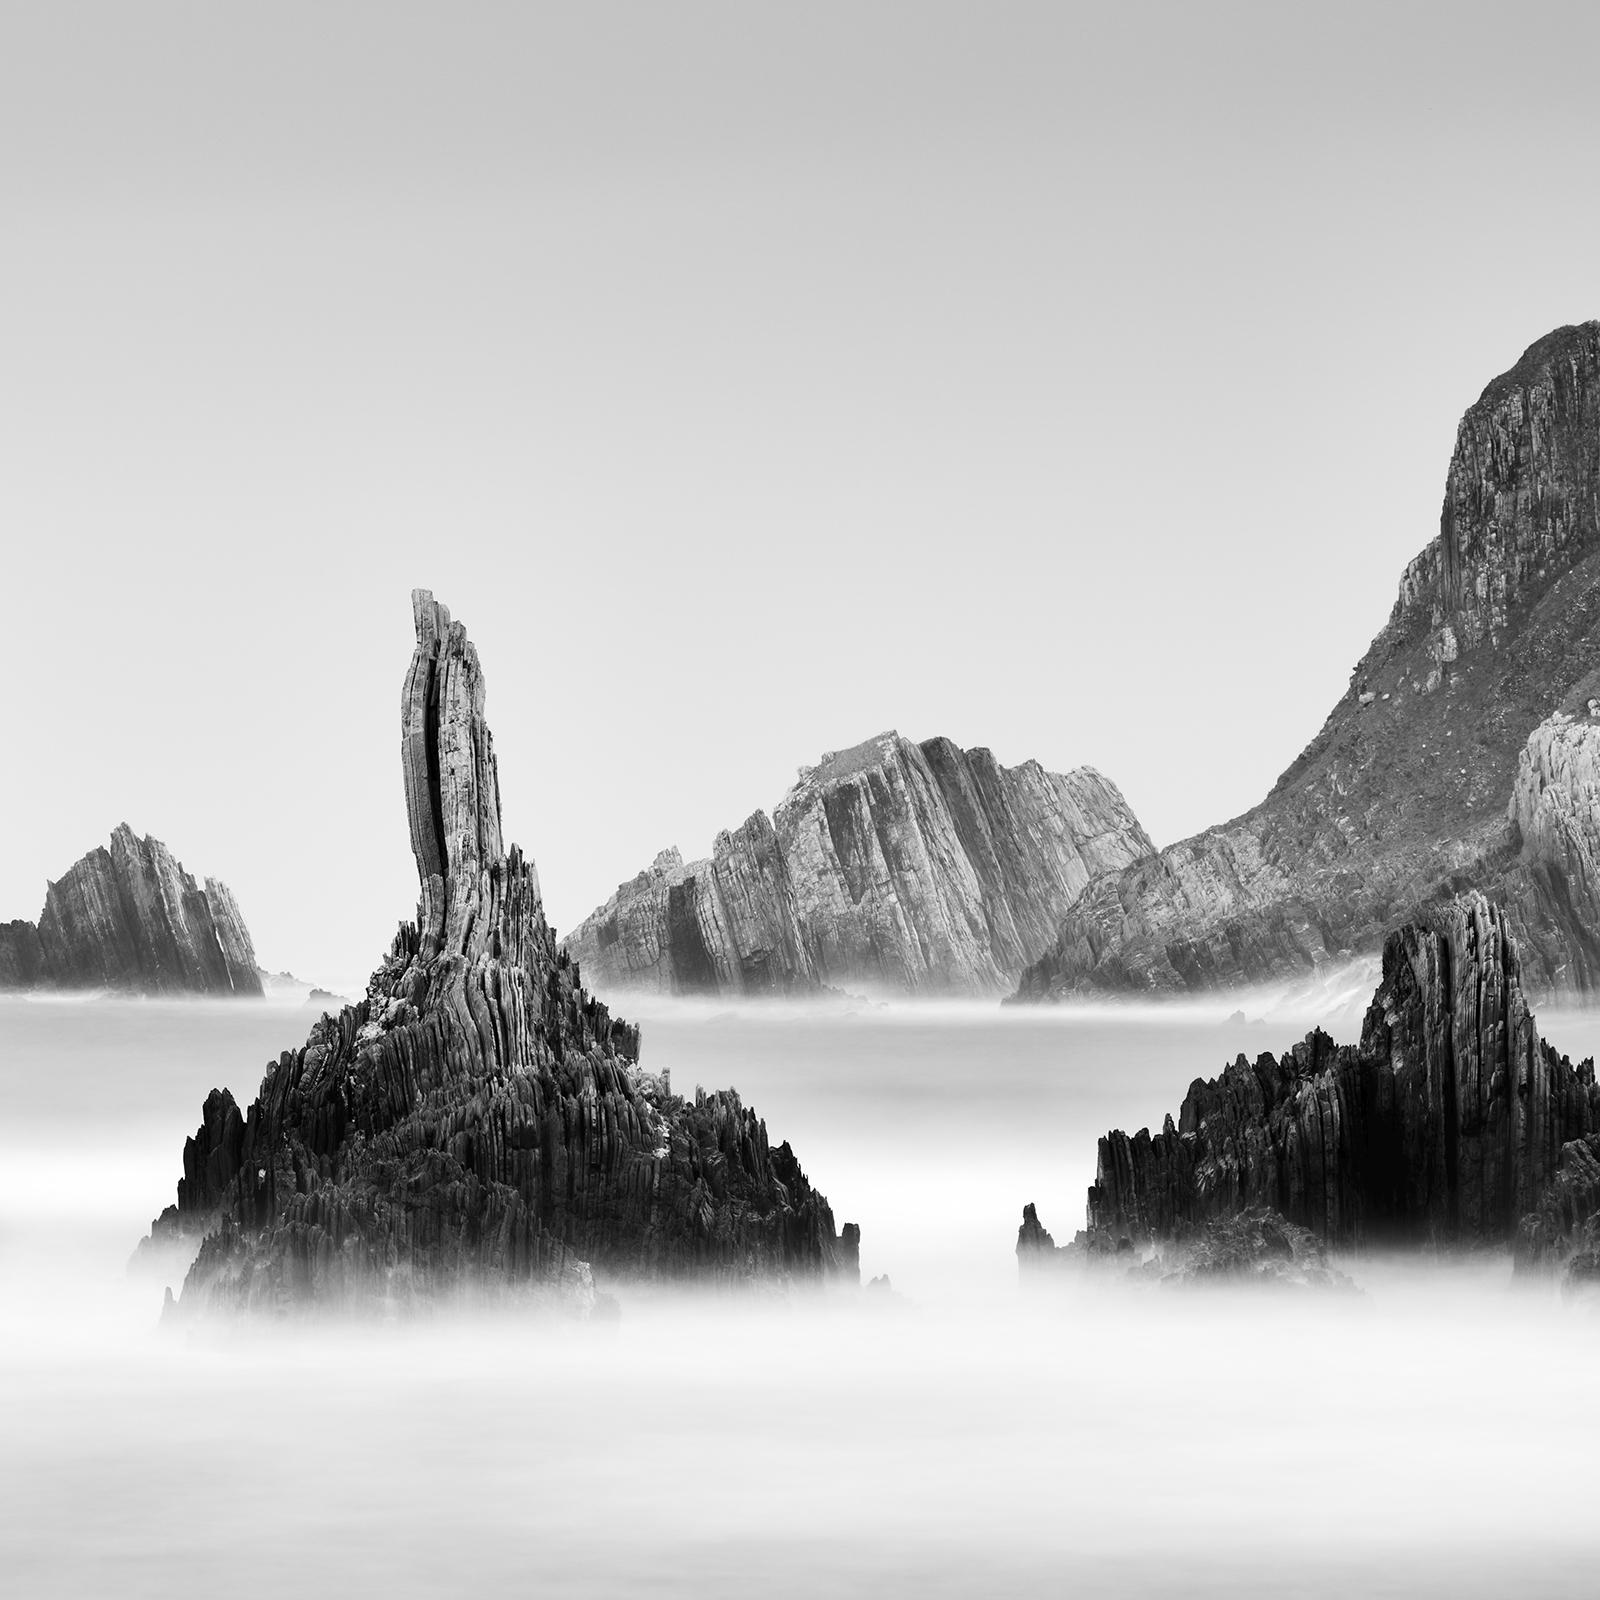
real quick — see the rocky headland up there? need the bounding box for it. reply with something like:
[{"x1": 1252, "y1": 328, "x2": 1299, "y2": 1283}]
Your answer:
[
  {"x1": 1018, "y1": 894, "x2": 1600, "y2": 1292},
  {"x1": 565, "y1": 732, "x2": 1152, "y2": 998},
  {"x1": 0, "y1": 825, "x2": 261, "y2": 996},
  {"x1": 1016, "y1": 321, "x2": 1600, "y2": 1001},
  {"x1": 144, "y1": 592, "x2": 858, "y2": 1314}
]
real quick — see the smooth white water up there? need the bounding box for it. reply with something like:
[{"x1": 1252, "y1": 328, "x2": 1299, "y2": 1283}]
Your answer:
[{"x1": 3, "y1": 988, "x2": 1599, "y2": 1597}]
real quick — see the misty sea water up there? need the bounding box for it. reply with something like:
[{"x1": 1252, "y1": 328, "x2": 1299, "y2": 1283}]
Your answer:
[{"x1": 3, "y1": 987, "x2": 1599, "y2": 1598}]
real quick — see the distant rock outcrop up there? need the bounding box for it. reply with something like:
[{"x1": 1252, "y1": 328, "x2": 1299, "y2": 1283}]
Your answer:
[
  {"x1": 1, "y1": 826, "x2": 261, "y2": 996},
  {"x1": 1017, "y1": 322, "x2": 1600, "y2": 1000},
  {"x1": 565, "y1": 732, "x2": 1153, "y2": 997},
  {"x1": 145, "y1": 592, "x2": 857, "y2": 1313},
  {"x1": 1049, "y1": 896, "x2": 1598, "y2": 1262}
]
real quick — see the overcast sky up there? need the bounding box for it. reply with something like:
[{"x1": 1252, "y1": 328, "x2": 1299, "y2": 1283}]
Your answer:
[{"x1": 5, "y1": 2, "x2": 1599, "y2": 988}]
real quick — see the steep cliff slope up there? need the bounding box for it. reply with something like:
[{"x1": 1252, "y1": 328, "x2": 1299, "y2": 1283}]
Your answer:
[
  {"x1": 1019, "y1": 896, "x2": 1599, "y2": 1265},
  {"x1": 564, "y1": 732, "x2": 1153, "y2": 997},
  {"x1": 146, "y1": 592, "x2": 856, "y2": 1312},
  {"x1": 1, "y1": 825, "x2": 261, "y2": 996},
  {"x1": 1017, "y1": 321, "x2": 1600, "y2": 1000}
]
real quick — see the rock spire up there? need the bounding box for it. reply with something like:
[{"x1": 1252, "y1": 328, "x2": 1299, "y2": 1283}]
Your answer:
[{"x1": 146, "y1": 591, "x2": 856, "y2": 1311}]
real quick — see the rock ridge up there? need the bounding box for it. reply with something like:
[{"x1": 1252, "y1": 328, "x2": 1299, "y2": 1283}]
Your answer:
[
  {"x1": 565, "y1": 730, "x2": 1153, "y2": 997},
  {"x1": 146, "y1": 591, "x2": 857, "y2": 1312},
  {"x1": 1017, "y1": 321, "x2": 1600, "y2": 1000}
]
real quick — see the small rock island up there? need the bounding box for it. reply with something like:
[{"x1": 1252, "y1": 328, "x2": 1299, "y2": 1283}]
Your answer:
[
  {"x1": 1020, "y1": 894, "x2": 1600, "y2": 1290},
  {"x1": 1, "y1": 825, "x2": 260, "y2": 996},
  {"x1": 146, "y1": 591, "x2": 858, "y2": 1313}
]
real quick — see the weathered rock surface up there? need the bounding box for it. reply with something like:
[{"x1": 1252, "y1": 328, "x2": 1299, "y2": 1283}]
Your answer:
[
  {"x1": 1500, "y1": 707, "x2": 1600, "y2": 989},
  {"x1": 1515, "y1": 1133, "x2": 1600, "y2": 1293},
  {"x1": 1153, "y1": 1208, "x2": 1354, "y2": 1290},
  {"x1": 146, "y1": 591, "x2": 857, "y2": 1313},
  {"x1": 1017, "y1": 322, "x2": 1600, "y2": 1000},
  {"x1": 566, "y1": 732, "x2": 1153, "y2": 997},
  {"x1": 1018, "y1": 1202, "x2": 1351, "y2": 1290},
  {"x1": 1066, "y1": 895, "x2": 1599, "y2": 1253},
  {"x1": 1, "y1": 825, "x2": 261, "y2": 996},
  {"x1": 0, "y1": 920, "x2": 45, "y2": 988}
]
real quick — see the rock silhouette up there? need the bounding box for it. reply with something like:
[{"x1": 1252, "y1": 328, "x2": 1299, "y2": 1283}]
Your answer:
[
  {"x1": 1017, "y1": 322, "x2": 1600, "y2": 1000},
  {"x1": 147, "y1": 591, "x2": 856, "y2": 1312},
  {"x1": 1, "y1": 826, "x2": 260, "y2": 996},
  {"x1": 566, "y1": 732, "x2": 1152, "y2": 997},
  {"x1": 1040, "y1": 896, "x2": 1599, "y2": 1256}
]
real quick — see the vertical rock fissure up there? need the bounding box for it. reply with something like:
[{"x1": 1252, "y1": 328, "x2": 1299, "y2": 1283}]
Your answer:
[
  {"x1": 1441, "y1": 934, "x2": 1460, "y2": 1241},
  {"x1": 422, "y1": 644, "x2": 448, "y2": 921}
]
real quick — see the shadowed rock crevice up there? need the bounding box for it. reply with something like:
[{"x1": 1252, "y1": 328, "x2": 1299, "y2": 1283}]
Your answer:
[{"x1": 148, "y1": 591, "x2": 856, "y2": 1312}]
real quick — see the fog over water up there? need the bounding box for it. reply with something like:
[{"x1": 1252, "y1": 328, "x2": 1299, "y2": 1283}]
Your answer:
[{"x1": 4, "y1": 984, "x2": 1600, "y2": 1597}]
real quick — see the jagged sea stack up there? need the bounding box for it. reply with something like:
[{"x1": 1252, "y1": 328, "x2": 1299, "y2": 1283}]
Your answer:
[
  {"x1": 147, "y1": 591, "x2": 856, "y2": 1311},
  {"x1": 1027, "y1": 895, "x2": 1600, "y2": 1260}
]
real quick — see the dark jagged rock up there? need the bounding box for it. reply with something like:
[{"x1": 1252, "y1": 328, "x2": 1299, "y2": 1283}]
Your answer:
[
  {"x1": 1018, "y1": 322, "x2": 1600, "y2": 1001},
  {"x1": 1016, "y1": 1200, "x2": 1057, "y2": 1260},
  {"x1": 566, "y1": 732, "x2": 1153, "y2": 997},
  {"x1": 146, "y1": 591, "x2": 857, "y2": 1313},
  {"x1": 1067, "y1": 895, "x2": 1599, "y2": 1254},
  {"x1": 1515, "y1": 1133, "x2": 1600, "y2": 1291},
  {"x1": 1, "y1": 825, "x2": 261, "y2": 996}
]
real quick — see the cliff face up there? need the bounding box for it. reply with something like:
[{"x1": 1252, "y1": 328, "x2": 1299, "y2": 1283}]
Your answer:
[
  {"x1": 1066, "y1": 896, "x2": 1599, "y2": 1252},
  {"x1": 1500, "y1": 707, "x2": 1600, "y2": 989},
  {"x1": 1, "y1": 825, "x2": 261, "y2": 996},
  {"x1": 0, "y1": 920, "x2": 45, "y2": 988},
  {"x1": 1017, "y1": 322, "x2": 1600, "y2": 1000},
  {"x1": 147, "y1": 592, "x2": 856, "y2": 1312},
  {"x1": 565, "y1": 732, "x2": 1153, "y2": 997}
]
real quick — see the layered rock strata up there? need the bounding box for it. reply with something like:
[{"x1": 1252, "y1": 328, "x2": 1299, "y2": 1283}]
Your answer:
[
  {"x1": 566, "y1": 733, "x2": 1152, "y2": 997},
  {"x1": 1500, "y1": 707, "x2": 1600, "y2": 989},
  {"x1": 1060, "y1": 896, "x2": 1598, "y2": 1253},
  {"x1": 1017, "y1": 322, "x2": 1600, "y2": 1000},
  {"x1": 0, "y1": 825, "x2": 261, "y2": 996},
  {"x1": 147, "y1": 591, "x2": 856, "y2": 1312}
]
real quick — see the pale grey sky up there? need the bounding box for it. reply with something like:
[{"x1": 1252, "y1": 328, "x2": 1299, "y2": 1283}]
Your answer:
[{"x1": 5, "y1": 2, "x2": 1599, "y2": 987}]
